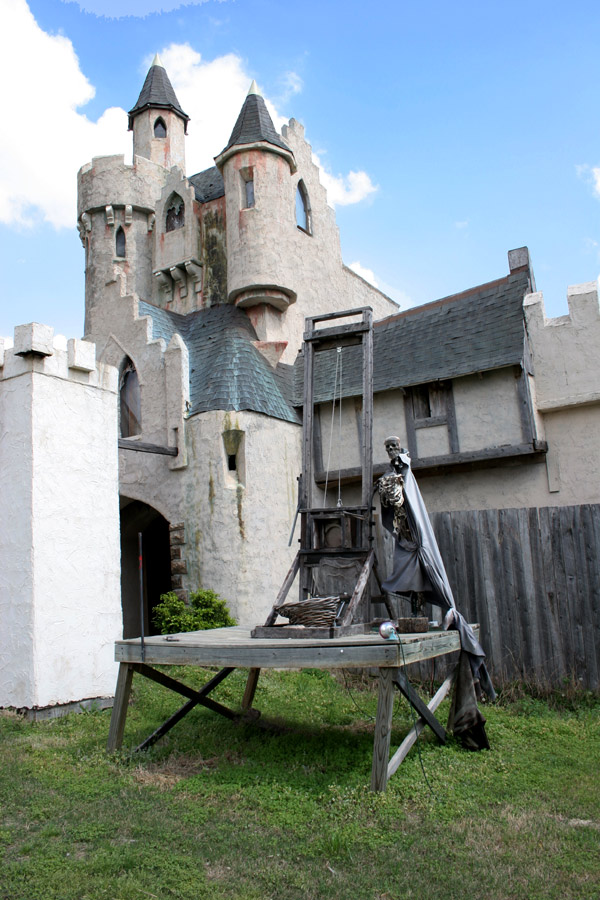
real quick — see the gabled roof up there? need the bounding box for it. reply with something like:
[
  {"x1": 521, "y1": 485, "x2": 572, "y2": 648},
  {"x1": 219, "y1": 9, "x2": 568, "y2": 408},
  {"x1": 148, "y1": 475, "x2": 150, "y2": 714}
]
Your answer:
[
  {"x1": 137, "y1": 301, "x2": 299, "y2": 424},
  {"x1": 128, "y1": 56, "x2": 189, "y2": 131},
  {"x1": 189, "y1": 166, "x2": 225, "y2": 203},
  {"x1": 218, "y1": 83, "x2": 290, "y2": 157},
  {"x1": 293, "y1": 268, "x2": 531, "y2": 404}
]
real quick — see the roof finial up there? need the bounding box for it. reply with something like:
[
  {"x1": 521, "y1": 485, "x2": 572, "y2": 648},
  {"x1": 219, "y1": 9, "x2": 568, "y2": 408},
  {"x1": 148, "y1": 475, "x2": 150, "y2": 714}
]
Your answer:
[
  {"x1": 151, "y1": 53, "x2": 163, "y2": 68},
  {"x1": 247, "y1": 79, "x2": 261, "y2": 97}
]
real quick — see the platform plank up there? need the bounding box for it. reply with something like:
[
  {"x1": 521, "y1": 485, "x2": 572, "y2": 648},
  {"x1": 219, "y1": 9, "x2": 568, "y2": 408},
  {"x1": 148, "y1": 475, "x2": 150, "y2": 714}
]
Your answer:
[{"x1": 114, "y1": 626, "x2": 468, "y2": 669}]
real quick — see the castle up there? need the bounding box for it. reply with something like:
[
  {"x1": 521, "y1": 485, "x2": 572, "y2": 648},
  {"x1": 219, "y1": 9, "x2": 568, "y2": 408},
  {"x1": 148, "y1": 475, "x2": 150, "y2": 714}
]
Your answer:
[{"x1": 2, "y1": 57, "x2": 599, "y2": 712}]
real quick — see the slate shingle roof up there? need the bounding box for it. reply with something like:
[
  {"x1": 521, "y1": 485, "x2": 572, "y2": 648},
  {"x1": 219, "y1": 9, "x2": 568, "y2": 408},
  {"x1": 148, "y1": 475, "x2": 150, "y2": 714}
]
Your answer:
[
  {"x1": 219, "y1": 92, "x2": 290, "y2": 156},
  {"x1": 293, "y1": 269, "x2": 531, "y2": 404},
  {"x1": 137, "y1": 301, "x2": 299, "y2": 424},
  {"x1": 128, "y1": 63, "x2": 189, "y2": 130},
  {"x1": 189, "y1": 166, "x2": 225, "y2": 203}
]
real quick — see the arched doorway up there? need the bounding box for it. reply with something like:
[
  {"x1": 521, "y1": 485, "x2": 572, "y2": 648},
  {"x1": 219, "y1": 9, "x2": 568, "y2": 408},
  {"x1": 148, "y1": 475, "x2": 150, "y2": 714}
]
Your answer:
[{"x1": 120, "y1": 498, "x2": 172, "y2": 639}]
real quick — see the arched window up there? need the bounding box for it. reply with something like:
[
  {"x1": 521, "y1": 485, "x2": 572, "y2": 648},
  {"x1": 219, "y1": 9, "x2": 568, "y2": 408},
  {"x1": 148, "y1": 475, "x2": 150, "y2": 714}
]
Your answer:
[
  {"x1": 115, "y1": 226, "x2": 126, "y2": 257},
  {"x1": 120, "y1": 358, "x2": 141, "y2": 437},
  {"x1": 296, "y1": 180, "x2": 311, "y2": 234},
  {"x1": 165, "y1": 193, "x2": 185, "y2": 232},
  {"x1": 154, "y1": 117, "x2": 167, "y2": 138}
]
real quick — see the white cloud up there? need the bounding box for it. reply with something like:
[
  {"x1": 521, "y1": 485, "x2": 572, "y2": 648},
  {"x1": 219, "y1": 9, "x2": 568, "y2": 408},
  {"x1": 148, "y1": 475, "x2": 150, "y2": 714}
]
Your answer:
[
  {"x1": 275, "y1": 71, "x2": 303, "y2": 106},
  {"x1": 348, "y1": 262, "x2": 409, "y2": 309},
  {"x1": 576, "y1": 163, "x2": 600, "y2": 198},
  {"x1": 0, "y1": 0, "x2": 129, "y2": 228},
  {"x1": 63, "y1": 0, "x2": 215, "y2": 18},
  {"x1": 454, "y1": 219, "x2": 469, "y2": 229},
  {"x1": 348, "y1": 261, "x2": 379, "y2": 288},
  {"x1": 313, "y1": 154, "x2": 378, "y2": 208}
]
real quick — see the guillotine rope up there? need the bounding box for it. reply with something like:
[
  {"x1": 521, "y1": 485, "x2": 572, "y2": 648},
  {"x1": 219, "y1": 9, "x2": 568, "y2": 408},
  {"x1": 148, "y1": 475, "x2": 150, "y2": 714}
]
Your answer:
[
  {"x1": 323, "y1": 347, "x2": 343, "y2": 506},
  {"x1": 337, "y1": 348, "x2": 343, "y2": 507}
]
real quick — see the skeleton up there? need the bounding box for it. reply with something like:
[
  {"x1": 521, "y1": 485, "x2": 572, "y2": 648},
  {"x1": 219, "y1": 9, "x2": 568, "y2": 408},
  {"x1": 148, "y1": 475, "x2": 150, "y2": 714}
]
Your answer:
[{"x1": 378, "y1": 436, "x2": 428, "y2": 616}]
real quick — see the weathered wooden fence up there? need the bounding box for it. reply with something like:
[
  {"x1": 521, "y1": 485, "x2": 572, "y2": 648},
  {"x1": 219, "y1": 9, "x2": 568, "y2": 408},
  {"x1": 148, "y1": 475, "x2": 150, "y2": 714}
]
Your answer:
[{"x1": 427, "y1": 504, "x2": 600, "y2": 690}]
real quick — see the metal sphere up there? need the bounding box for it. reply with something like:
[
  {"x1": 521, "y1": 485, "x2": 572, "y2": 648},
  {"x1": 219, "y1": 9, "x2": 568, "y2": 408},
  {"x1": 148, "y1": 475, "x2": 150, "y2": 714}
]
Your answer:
[{"x1": 379, "y1": 620, "x2": 397, "y2": 640}]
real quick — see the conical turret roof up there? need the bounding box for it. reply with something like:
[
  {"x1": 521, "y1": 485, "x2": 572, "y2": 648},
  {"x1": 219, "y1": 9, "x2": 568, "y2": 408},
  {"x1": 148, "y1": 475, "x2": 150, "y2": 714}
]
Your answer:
[
  {"x1": 128, "y1": 56, "x2": 189, "y2": 131},
  {"x1": 219, "y1": 82, "x2": 290, "y2": 156}
]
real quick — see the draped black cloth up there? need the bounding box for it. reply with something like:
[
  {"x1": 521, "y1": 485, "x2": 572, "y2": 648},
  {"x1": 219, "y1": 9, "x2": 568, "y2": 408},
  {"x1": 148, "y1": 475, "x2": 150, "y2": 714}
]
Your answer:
[{"x1": 379, "y1": 451, "x2": 496, "y2": 703}]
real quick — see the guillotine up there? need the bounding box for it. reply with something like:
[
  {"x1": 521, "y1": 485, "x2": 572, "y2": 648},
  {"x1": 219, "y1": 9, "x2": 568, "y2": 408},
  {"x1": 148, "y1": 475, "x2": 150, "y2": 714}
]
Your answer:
[{"x1": 253, "y1": 307, "x2": 392, "y2": 638}]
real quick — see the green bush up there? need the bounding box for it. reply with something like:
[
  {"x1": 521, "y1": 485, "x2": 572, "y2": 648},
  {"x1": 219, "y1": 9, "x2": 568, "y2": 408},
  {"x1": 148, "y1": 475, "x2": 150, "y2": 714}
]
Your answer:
[{"x1": 152, "y1": 589, "x2": 236, "y2": 634}]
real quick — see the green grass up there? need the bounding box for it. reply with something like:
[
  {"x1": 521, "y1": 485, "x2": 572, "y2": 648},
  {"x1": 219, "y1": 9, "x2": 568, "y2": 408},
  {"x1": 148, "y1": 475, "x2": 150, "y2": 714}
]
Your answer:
[{"x1": 1, "y1": 668, "x2": 599, "y2": 900}]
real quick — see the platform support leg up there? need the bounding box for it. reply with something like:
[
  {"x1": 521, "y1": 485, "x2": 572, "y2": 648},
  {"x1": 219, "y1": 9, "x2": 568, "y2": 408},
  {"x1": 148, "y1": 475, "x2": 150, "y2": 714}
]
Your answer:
[
  {"x1": 107, "y1": 663, "x2": 134, "y2": 752},
  {"x1": 370, "y1": 667, "x2": 395, "y2": 792},
  {"x1": 242, "y1": 668, "x2": 261, "y2": 710}
]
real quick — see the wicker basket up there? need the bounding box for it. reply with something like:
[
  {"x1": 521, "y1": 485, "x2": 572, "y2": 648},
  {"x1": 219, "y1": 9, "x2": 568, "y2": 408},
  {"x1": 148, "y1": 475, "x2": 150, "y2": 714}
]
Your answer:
[{"x1": 275, "y1": 596, "x2": 341, "y2": 627}]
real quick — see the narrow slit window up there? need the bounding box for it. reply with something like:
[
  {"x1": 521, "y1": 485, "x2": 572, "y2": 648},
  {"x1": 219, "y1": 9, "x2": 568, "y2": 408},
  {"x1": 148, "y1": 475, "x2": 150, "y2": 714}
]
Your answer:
[
  {"x1": 120, "y1": 358, "x2": 141, "y2": 437},
  {"x1": 296, "y1": 180, "x2": 311, "y2": 234},
  {"x1": 244, "y1": 178, "x2": 255, "y2": 208},
  {"x1": 115, "y1": 226, "x2": 126, "y2": 258},
  {"x1": 222, "y1": 428, "x2": 245, "y2": 484},
  {"x1": 154, "y1": 117, "x2": 167, "y2": 138}
]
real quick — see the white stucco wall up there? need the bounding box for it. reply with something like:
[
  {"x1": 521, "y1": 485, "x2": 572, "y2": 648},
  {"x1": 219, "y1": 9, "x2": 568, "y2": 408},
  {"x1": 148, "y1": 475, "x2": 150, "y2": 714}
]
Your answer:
[
  {"x1": 183, "y1": 410, "x2": 302, "y2": 625},
  {"x1": 0, "y1": 328, "x2": 121, "y2": 710},
  {"x1": 0, "y1": 364, "x2": 35, "y2": 707},
  {"x1": 453, "y1": 369, "x2": 523, "y2": 452}
]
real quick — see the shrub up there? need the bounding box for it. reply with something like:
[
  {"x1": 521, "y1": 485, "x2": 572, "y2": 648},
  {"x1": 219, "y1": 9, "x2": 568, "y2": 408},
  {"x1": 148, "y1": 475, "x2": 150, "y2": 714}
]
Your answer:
[{"x1": 152, "y1": 589, "x2": 236, "y2": 634}]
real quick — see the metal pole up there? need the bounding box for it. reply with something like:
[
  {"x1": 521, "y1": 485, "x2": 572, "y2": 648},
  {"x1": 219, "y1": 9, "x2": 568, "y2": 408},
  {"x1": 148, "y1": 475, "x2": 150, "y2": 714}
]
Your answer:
[{"x1": 138, "y1": 531, "x2": 145, "y2": 662}]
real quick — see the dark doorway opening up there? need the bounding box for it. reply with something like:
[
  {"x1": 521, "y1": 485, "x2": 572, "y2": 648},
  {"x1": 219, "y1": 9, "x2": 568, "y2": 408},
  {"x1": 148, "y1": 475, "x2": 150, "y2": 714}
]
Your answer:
[{"x1": 120, "y1": 498, "x2": 172, "y2": 639}]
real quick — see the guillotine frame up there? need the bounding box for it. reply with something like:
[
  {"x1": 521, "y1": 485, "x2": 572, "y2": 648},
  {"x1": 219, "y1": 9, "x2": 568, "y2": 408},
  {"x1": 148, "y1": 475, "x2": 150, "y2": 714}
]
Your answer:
[{"x1": 256, "y1": 307, "x2": 381, "y2": 635}]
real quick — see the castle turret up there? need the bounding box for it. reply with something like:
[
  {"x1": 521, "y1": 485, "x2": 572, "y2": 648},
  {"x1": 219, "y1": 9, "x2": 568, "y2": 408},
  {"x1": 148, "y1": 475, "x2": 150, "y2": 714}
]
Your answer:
[
  {"x1": 78, "y1": 57, "x2": 190, "y2": 335},
  {"x1": 128, "y1": 54, "x2": 189, "y2": 172},
  {"x1": 215, "y1": 82, "x2": 297, "y2": 317}
]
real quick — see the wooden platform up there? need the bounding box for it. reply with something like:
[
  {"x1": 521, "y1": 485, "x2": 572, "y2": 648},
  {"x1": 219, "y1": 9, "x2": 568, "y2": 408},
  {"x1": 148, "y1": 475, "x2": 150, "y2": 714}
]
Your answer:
[{"x1": 108, "y1": 625, "x2": 472, "y2": 791}]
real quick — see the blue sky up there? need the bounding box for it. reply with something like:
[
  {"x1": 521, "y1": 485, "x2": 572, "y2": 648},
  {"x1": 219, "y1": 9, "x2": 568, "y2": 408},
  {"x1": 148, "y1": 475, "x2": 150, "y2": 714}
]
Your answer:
[{"x1": 2, "y1": 0, "x2": 600, "y2": 340}]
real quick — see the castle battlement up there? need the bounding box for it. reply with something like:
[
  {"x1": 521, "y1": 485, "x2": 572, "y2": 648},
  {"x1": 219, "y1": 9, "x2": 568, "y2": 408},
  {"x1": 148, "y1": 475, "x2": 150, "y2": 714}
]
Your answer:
[
  {"x1": 524, "y1": 280, "x2": 600, "y2": 411},
  {"x1": 78, "y1": 153, "x2": 169, "y2": 218},
  {"x1": 0, "y1": 323, "x2": 117, "y2": 393}
]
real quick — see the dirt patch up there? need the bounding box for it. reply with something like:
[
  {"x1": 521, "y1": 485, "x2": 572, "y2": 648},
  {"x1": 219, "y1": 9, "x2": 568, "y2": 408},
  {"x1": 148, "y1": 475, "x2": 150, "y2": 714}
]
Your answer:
[{"x1": 132, "y1": 753, "x2": 218, "y2": 789}]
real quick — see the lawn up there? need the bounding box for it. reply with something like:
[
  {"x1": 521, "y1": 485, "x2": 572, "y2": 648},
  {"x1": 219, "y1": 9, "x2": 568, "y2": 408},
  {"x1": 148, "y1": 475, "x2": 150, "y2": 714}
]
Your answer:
[{"x1": 1, "y1": 667, "x2": 598, "y2": 900}]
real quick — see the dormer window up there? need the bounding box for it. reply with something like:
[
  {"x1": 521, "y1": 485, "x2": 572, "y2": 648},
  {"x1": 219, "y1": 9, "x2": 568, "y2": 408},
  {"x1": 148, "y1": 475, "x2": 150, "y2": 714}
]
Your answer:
[
  {"x1": 115, "y1": 226, "x2": 126, "y2": 258},
  {"x1": 296, "y1": 180, "x2": 311, "y2": 234},
  {"x1": 120, "y1": 358, "x2": 141, "y2": 437},
  {"x1": 154, "y1": 117, "x2": 167, "y2": 138},
  {"x1": 165, "y1": 193, "x2": 185, "y2": 232}
]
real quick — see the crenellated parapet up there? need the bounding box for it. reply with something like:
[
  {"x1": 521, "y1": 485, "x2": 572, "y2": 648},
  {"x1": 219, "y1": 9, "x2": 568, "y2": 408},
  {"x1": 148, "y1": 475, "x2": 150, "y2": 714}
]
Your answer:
[
  {"x1": 524, "y1": 280, "x2": 600, "y2": 411},
  {"x1": 78, "y1": 154, "x2": 168, "y2": 216},
  {"x1": 0, "y1": 322, "x2": 117, "y2": 393}
]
